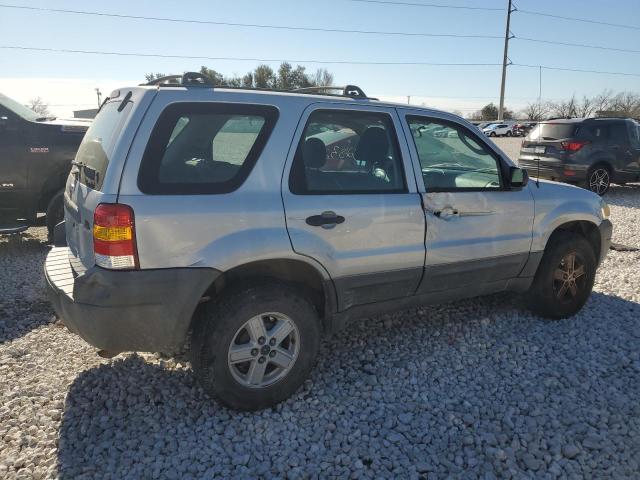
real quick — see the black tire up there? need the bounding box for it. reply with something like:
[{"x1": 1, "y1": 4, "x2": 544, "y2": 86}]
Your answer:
[
  {"x1": 506, "y1": 130, "x2": 512, "y2": 137},
  {"x1": 490, "y1": 131, "x2": 497, "y2": 137},
  {"x1": 191, "y1": 281, "x2": 321, "y2": 411},
  {"x1": 46, "y1": 192, "x2": 64, "y2": 241},
  {"x1": 586, "y1": 164, "x2": 611, "y2": 196},
  {"x1": 526, "y1": 231, "x2": 597, "y2": 319}
]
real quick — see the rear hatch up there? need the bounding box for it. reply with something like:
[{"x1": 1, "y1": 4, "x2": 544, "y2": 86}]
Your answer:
[
  {"x1": 520, "y1": 122, "x2": 582, "y2": 164},
  {"x1": 64, "y1": 90, "x2": 141, "y2": 274}
]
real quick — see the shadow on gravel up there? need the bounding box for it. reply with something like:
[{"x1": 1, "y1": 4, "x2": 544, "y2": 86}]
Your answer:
[{"x1": 57, "y1": 291, "x2": 640, "y2": 478}]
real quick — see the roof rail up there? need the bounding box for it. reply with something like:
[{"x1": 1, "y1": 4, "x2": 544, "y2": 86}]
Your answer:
[
  {"x1": 293, "y1": 84, "x2": 371, "y2": 99},
  {"x1": 143, "y1": 72, "x2": 213, "y2": 87},
  {"x1": 140, "y1": 76, "x2": 376, "y2": 100}
]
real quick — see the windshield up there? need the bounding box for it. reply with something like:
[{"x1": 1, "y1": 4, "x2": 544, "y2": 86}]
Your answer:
[{"x1": 0, "y1": 93, "x2": 41, "y2": 121}]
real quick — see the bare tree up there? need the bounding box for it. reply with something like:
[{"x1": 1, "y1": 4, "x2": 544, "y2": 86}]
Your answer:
[
  {"x1": 521, "y1": 101, "x2": 551, "y2": 121},
  {"x1": 592, "y1": 89, "x2": 614, "y2": 114},
  {"x1": 550, "y1": 95, "x2": 578, "y2": 118},
  {"x1": 611, "y1": 92, "x2": 640, "y2": 117},
  {"x1": 575, "y1": 95, "x2": 595, "y2": 118},
  {"x1": 28, "y1": 97, "x2": 50, "y2": 117},
  {"x1": 311, "y1": 68, "x2": 334, "y2": 87}
]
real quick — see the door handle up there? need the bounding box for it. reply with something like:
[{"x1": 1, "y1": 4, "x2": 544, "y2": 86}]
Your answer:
[
  {"x1": 305, "y1": 211, "x2": 345, "y2": 227},
  {"x1": 433, "y1": 207, "x2": 459, "y2": 219}
]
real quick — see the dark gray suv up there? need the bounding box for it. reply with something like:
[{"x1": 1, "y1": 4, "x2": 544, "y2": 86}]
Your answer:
[{"x1": 519, "y1": 118, "x2": 640, "y2": 195}]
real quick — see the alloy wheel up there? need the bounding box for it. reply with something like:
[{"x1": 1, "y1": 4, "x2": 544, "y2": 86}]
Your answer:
[
  {"x1": 553, "y1": 251, "x2": 587, "y2": 302},
  {"x1": 589, "y1": 168, "x2": 610, "y2": 195},
  {"x1": 227, "y1": 312, "x2": 299, "y2": 389}
]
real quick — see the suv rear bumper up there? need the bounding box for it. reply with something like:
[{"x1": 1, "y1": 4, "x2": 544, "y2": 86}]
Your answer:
[
  {"x1": 45, "y1": 247, "x2": 220, "y2": 353},
  {"x1": 519, "y1": 160, "x2": 588, "y2": 183}
]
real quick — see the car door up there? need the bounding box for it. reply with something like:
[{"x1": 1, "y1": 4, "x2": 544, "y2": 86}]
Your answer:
[
  {"x1": 400, "y1": 111, "x2": 534, "y2": 294},
  {"x1": 281, "y1": 104, "x2": 425, "y2": 311}
]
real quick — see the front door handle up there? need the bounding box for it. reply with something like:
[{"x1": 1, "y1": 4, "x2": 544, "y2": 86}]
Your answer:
[{"x1": 306, "y1": 211, "x2": 345, "y2": 227}]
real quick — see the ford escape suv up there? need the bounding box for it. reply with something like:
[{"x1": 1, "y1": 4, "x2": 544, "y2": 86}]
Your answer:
[
  {"x1": 519, "y1": 117, "x2": 640, "y2": 195},
  {"x1": 45, "y1": 75, "x2": 612, "y2": 410}
]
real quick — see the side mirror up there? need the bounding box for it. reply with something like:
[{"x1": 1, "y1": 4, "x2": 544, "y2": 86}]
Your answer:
[{"x1": 509, "y1": 166, "x2": 529, "y2": 188}]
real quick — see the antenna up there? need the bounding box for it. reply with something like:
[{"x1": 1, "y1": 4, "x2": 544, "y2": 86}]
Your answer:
[{"x1": 536, "y1": 121, "x2": 541, "y2": 188}]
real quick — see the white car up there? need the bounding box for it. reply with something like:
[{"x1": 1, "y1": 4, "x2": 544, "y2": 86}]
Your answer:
[{"x1": 483, "y1": 123, "x2": 513, "y2": 137}]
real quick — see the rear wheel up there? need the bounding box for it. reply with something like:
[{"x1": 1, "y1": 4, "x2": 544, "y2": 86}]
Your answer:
[
  {"x1": 506, "y1": 130, "x2": 512, "y2": 137},
  {"x1": 586, "y1": 165, "x2": 611, "y2": 196},
  {"x1": 46, "y1": 192, "x2": 64, "y2": 241},
  {"x1": 526, "y1": 232, "x2": 596, "y2": 319},
  {"x1": 191, "y1": 282, "x2": 320, "y2": 411}
]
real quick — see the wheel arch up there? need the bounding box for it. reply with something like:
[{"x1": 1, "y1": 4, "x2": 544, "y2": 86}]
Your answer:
[
  {"x1": 195, "y1": 258, "x2": 337, "y2": 334},
  {"x1": 545, "y1": 220, "x2": 601, "y2": 262}
]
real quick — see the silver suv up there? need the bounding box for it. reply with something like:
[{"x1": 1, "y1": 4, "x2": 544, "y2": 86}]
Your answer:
[{"x1": 45, "y1": 75, "x2": 612, "y2": 410}]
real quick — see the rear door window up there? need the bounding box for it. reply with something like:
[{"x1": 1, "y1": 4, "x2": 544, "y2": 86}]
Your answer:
[
  {"x1": 75, "y1": 99, "x2": 132, "y2": 191},
  {"x1": 289, "y1": 109, "x2": 406, "y2": 194},
  {"x1": 138, "y1": 103, "x2": 278, "y2": 194}
]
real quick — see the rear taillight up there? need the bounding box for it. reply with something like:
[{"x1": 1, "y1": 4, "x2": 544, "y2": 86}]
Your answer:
[
  {"x1": 93, "y1": 203, "x2": 138, "y2": 270},
  {"x1": 560, "y1": 140, "x2": 590, "y2": 152}
]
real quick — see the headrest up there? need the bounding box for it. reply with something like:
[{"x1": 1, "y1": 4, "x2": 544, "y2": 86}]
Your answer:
[
  {"x1": 355, "y1": 127, "x2": 389, "y2": 163},
  {"x1": 302, "y1": 137, "x2": 327, "y2": 169}
]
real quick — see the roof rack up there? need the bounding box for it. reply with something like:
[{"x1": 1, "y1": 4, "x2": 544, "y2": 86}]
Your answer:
[
  {"x1": 141, "y1": 74, "x2": 375, "y2": 100},
  {"x1": 143, "y1": 72, "x2": 213, "y2": 87},
  {"x1": 293, "y1": 85, "x2": 371, "y2": 99}
]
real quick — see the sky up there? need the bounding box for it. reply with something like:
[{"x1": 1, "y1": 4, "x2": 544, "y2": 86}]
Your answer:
[{"x1": 0, "y1": 0, "x2": 639, "y2": 118}]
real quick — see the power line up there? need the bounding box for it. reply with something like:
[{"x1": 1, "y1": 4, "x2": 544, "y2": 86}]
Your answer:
[
  {"x1": 0, "y1": 45, "x2": 503, "y2": 66},
  {"x1": 513, "y1": 63, "x2": 640, "y2": 78},
  {"x1": 516, "y1": 8, "x2": 640, "y2": 31},
  {"x1": 348, "y1": 0, "x2": 502, "y2": 11},
  {"x1": 3, "y1": 4, "x2": 639, "y2": 56},
  {"x1": 0, "y1": 3, "x2": 501, "y2": 39},
  {"x1": 3, "y1": 44, "x2": 640, "y2": 78},
  {"x1": 516, "y1": 37, "x2": 640, "y2": 54}
]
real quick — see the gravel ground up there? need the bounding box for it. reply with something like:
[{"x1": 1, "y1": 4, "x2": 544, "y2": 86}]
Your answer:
[{"x1": 1, "y1": 176, "x2": 640, "y2": 478}]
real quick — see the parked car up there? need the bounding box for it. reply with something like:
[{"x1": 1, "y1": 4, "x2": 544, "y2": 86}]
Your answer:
[
  {"x1": 483, "y1": 123, "x2": 513, "y2": 137},
  {"x1": 0, "y1": 93, "x2": 90, "y2": 236},
  {"x1": 519, "y1": 118, "x2": 640, "y2": 195},
  {"x1": 45, "y1": 75, "x2": 612, "y2": 410}
]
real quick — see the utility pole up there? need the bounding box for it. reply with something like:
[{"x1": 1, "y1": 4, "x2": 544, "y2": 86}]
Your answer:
[
  {"x1": 498, "y1": 0, "x2": 514, "y2": 120},
  {"x1": 538, "y1": 65, "x2": 542, "y2": 103},
  {"x1": 407, "y1": 95, "x2": 411, "y2": 105},
  {"x1": 95, "y1": 88, "x2": 102, "y2": 108}
]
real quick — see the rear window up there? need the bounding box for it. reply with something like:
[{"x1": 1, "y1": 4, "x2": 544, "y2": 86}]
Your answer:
[
  {"x1": 527, "y1": 123, "x2": 577, "y2": 141},
  {"x1": 138, "y1": 103, "x2": 278, "y2": 194},
  {"x1": 75, "y1": 99, "x2": 132, "y2": 191}
]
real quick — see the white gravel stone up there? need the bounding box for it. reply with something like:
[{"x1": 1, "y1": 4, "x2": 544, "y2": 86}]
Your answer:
[{"x1": 1, "y1": 184, "x2": 639, "y2": 478}]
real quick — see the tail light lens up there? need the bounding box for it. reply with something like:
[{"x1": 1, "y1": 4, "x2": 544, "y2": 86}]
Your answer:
[
  {"x1": 93, "y1": 203, "x2": 139, "y2": 270},
  {"x1": 561, "y1": 140, "x2": 590, "y2": 152}
]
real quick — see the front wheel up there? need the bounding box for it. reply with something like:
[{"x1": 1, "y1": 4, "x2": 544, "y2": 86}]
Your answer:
[
  {"x1": 506, "y1": 130, "x2": 512, "y2": 137},
  {"x1": 587, "y1": 165, "x2": 611, "y2": 196},
  {"x1": 490, "y1": 131, "x2": 497, "y2": 137},
  {"x1": 191, "y1": 282, "x2": 320, "y2": 411},
  {"x1": 526, "y1": 232, "x2": 596, "y2": 319}
]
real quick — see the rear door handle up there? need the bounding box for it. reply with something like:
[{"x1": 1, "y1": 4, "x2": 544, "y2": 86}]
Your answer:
[
  {"x1": 432, "y1": 207, "x2": 459, "y2": 219},
  {"x1": 305, "y1": 211, "x2": 345, "y2": 227}
]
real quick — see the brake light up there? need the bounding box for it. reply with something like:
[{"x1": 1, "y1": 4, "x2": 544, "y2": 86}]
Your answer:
[
  {"x1": 560, "y1": 140, "x2": 590, "y2": 152},
  {"x1": 93, "y1": 203, "x2": 139, "y2": 270}
]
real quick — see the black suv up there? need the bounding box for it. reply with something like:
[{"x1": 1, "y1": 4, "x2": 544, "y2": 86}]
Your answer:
[
  {"x1": 519, "y1": 118, "x2": 640, "y2": 195},
  {"x1": 0, "y1": 93, "x2": 89, "y2": 235}
]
